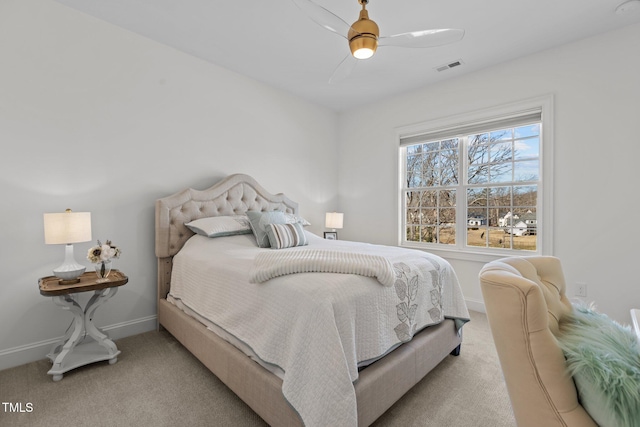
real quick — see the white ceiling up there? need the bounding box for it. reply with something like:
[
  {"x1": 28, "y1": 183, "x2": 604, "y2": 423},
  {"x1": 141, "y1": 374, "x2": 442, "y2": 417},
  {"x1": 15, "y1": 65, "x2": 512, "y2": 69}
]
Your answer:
[{"x1": 53, "y1": 0, "x2": 640, "y2": 112}]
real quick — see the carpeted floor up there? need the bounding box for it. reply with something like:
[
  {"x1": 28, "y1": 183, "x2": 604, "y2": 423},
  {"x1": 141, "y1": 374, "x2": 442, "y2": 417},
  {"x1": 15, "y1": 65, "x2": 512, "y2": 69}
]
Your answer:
[{"x1": 0, "y1": 310, "x2": 515, "y2": 427}]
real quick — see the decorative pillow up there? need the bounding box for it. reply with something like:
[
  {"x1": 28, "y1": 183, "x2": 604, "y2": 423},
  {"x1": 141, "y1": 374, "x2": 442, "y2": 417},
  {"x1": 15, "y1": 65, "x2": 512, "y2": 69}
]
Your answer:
[
  {"x1": 557, "y1": 303, "x2": 640, "y2": 427},
  {"x1": 284, "y1": 213, "x2": 311, "y2": 227},
  {"x1": 246, "y1": 211, "x2": 287, "y2": 248},
  {"x1": 185, "y1": 215, "x2": 251, "y2": 238},
  {"x1": 266, "y1": 223, "x2": 309, "y2": 249}
]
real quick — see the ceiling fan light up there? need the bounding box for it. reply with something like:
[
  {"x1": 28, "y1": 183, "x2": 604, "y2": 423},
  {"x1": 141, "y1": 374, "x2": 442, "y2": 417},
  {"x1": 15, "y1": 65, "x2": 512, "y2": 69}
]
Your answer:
[
  {"x1": 350, "y1": 36, "x2": 377, "y2": 59},
  {"x1": 353, "y1": 47, "x2": 374, "y2": 60}
]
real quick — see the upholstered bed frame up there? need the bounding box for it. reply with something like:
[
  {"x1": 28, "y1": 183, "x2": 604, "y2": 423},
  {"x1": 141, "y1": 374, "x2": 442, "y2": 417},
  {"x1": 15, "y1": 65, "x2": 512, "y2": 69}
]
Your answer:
[{"x1": 156, "y1": 173, "x2": 462, "y2": 426}]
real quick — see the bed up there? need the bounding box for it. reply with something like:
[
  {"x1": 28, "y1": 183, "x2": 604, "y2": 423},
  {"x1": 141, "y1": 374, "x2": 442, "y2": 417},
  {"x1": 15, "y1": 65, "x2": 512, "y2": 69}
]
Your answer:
[{"x1": 156, "y1": 173, "x2": 469, "y2": 426}]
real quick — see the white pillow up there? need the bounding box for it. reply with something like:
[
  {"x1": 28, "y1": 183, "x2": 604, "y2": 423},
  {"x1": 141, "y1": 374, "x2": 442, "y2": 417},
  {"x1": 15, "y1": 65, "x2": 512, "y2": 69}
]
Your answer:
[
  {"x1": 284, "y1": 213, "x2": 311, "y2": 227},
  {"x1": 185, "y1": 215, "x2": 251, "y2": 238}
]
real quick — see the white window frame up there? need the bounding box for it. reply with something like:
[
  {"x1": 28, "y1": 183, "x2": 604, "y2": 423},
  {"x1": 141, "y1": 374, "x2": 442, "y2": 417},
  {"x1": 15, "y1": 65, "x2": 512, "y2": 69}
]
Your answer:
[{"x1": 396, "y1": 96, "x2": 554, "y2": 262}]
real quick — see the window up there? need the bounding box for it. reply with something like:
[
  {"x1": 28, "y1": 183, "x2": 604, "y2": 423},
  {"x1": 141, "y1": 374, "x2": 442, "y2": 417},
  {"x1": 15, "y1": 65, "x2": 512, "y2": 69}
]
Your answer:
[{"x1": 398, "y1": 97, "x2": 553, "y2": 258}]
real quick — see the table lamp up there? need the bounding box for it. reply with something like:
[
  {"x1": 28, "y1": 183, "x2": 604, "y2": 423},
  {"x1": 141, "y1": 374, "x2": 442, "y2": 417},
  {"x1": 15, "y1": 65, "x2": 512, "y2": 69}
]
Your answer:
[
  {"x1": 325, "y1": 212, "x2": 344, "y2": 239},
  {"x1": 44, "y1": 209, "x2": 92, "y2": 284}
]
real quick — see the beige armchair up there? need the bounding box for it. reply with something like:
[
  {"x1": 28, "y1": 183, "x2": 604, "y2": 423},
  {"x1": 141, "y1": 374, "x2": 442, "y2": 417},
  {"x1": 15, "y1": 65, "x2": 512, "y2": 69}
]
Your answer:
[{"x1": 479, "y1": 256, "x2": 597, "y2": 427}]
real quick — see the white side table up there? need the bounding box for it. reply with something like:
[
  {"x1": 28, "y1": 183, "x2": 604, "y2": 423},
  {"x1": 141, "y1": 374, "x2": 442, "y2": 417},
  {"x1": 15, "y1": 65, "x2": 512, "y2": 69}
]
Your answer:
[
  {"x1": 631, "y1": 309, "x2": 640, "y2": 339},
  {"x1": 39, "y1": 270, "x2": 128, "y2": 381}
]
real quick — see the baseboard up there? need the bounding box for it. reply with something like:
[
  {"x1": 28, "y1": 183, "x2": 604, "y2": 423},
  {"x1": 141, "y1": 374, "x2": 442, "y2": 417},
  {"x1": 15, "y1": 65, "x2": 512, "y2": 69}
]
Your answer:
[
  {"x1": 0, "y1": 315, "x2": 157, "y2": 372},
  {"x1": 465, "y1": 297, "x2": 486, "y2": 314}
]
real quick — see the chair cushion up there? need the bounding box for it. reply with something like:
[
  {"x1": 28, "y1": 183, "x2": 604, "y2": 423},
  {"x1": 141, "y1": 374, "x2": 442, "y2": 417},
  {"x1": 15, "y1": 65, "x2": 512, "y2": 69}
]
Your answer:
[{"x1": 558, "y1": 303, "x2": 640, "y2": 427}]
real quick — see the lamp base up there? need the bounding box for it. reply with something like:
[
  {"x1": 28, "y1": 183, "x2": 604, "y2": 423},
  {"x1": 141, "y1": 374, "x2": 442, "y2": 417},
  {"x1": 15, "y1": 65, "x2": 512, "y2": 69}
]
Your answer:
[{"x1": 52, "y1": 244, "x2": 86, "y2": 284}]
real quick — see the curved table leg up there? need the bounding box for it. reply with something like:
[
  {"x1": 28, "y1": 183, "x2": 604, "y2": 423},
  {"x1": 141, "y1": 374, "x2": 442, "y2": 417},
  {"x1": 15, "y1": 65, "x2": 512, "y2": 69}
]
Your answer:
[
  {"x1": 47, "y1": 295, "x2": 82, "y2": 362},
  {"x1": 46, "y1": 289, "x2": 121, "y2": 381},
  {"x1": 47, "y1": 296, "x2": 85, "y2": 381},
  {"x1": 85, "y1": 288, "x2": 120, "y2": 359}
]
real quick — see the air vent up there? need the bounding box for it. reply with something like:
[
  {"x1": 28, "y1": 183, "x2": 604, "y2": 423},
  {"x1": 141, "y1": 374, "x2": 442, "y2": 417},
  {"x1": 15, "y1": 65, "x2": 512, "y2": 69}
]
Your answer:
[{"x1": 436, "y1": 60, "x2": 463, "y2": 72}]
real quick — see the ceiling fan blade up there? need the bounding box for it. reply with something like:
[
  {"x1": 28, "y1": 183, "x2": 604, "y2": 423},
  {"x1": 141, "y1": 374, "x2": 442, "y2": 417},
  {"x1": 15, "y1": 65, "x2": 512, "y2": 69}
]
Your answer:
[
  {"x1": 329, "y1": 54, "x2": 358, "y2": 84},
  {"x1": 291, "y1": 0, "x2": 354, "y2": 39},
  {"x1": 379, "y1": 28, "x2": 465, "y2": 48}
]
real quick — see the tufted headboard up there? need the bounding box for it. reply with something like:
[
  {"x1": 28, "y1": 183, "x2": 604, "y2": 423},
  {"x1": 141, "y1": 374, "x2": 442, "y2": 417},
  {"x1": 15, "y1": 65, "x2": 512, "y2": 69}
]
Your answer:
[{"x1": 155, "y1": 173, "x2": 298, "y2": 299}]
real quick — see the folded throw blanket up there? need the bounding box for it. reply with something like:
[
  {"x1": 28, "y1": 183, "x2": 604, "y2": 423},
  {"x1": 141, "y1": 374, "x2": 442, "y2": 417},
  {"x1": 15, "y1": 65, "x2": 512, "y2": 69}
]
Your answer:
[{"x1": 249, "y1": 249, "x2": 396, "y2": 286}]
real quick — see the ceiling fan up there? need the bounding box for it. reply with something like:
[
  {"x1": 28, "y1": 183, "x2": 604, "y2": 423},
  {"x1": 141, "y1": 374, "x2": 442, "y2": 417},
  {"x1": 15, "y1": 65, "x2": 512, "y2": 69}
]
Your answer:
[{"x1": 292, "y1": 0, "x2": 465, "y2": 83}]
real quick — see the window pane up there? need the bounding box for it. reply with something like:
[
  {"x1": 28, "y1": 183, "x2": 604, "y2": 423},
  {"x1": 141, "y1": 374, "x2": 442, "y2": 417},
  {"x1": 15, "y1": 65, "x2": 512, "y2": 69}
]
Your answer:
[
  {"x1": 514, "y1": 137, "x2": 539, "y2": 160},
  {"x1": 422, "y1": 166, "x2": 438, "y2": 187},
  {"x1": 514, "y1": 185, "x2": 537, "y2": 206},
  {"x1": 422, "y1": 208, "x2": 438, "y2": 225},
  {"x1": 406, "y1": 208, "x2": 420, "y2": 225},
  {"x1": 406, "y1": 191, "x2": 421, "y2": 208},
  {"x1": 514, "y1": 160, "x2": 539, "y2": 182},
  {"x1": 406, "y1": 226, "x2": 420, "y2": 242},
  {"x1": 440, "y1": 149, "x2": 458, "y2": 185},
  {"x1": 420, "y1": 226, "x2": 437, "y2": 243},
  {"x1": 489, "y1": 162, "x2": 512, "y2": 183},
  {"x1": 439, "y1": 189, "x2": 456, "y2": 208},
  {"x1": 468, "y1": 144, "x2": 488, "y2": 165},
  {"x1": 424, "y1": 141, "x2": 439, "y2": 152},
  {"x1": 488, "y1": 187, "x2": 511, "y2": 206},
  {"x1": 467, "y1": 165, "x2": 488, "y2": 184},
  {"x1": 467, "y1": 207, "x2": 486, "y2": 229},
  {"x1": 441, "y1": 139, "x2": 458, "y2": 150},
  {"x1": 421, "y1": 190, "x2": 438, "y2": 207},
  {"x1": 490, "y1": 129, "x2": 512, "y2": 141},
  {"x1": 439, "y1": 208, "x2": 456, "y2": 225},
  {"x1": 467, "y1": 188, "x2": 487, "y2": 206},
  {"x1": 407, "y1": 144, "x2": 422, "y2": 155},
  {"x1": 438, "y1": 226, "x2": 455, "y2": 245},
  {"x1": 469, "y1": 133, "x2": 489, "y2": 145},
  {"x1": 488, "y1": 228, "x2": 510, "y2": 249},
  {"x1": 490, "y1": 142, "x2": 512, "y2": 163},
  {"x1": 515, "y1": 124, "x2": 539, "y2": 138},
  {"x1": 406, "y1": 155, "x2": 421, "y2": 187},
  {"x1": 467, "y1": 227, "x2": 487, "y2": 247}
]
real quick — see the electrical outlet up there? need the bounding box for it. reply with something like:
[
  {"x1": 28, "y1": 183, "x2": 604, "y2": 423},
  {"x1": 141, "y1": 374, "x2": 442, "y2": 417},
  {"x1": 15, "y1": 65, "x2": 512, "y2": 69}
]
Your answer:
[{"x1": 576, "y1": 282, "x2": 587, "y2": 297}]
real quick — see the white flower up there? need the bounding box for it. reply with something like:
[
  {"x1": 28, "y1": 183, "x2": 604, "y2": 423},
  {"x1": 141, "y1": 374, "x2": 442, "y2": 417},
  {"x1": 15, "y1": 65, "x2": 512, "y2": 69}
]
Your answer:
[
  {"x1": 100, "y1": 244, "x2": 116, "y2": 261},
  {"x1": 87, "y1": 239, "x2": 121, "y2": 263}
]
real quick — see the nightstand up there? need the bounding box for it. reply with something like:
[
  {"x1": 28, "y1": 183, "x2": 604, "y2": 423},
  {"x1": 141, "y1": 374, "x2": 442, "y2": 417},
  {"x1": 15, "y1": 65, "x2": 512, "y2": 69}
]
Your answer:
[{"x1": 38, "y1": 270, "x2": 128, "y2": 381}]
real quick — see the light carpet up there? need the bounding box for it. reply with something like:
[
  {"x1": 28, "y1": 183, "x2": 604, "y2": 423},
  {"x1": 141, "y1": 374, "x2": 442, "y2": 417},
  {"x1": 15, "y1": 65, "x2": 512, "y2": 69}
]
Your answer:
[{"x1": 0, "y1": 310, "x2": 515, "y2": 426}]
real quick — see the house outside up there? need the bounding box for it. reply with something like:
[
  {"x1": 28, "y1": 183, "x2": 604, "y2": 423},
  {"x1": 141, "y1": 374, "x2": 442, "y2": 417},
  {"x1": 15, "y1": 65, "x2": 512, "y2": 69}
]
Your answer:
[
  {"x1": 467, "y1": 215, "x2": 487, "y2": 229},
  {"x1": 500, "y1": 211, "x2": 537, "y2": 236}
]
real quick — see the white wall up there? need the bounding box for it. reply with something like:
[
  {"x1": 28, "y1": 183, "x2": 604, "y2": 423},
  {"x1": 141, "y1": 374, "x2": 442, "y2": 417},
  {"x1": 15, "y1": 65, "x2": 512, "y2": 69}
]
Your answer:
[
  {"x1": 337, "y1": 23, "x2": 640, "y2": 324},
  {"x1": 0, "y1": 0, "x2": 338, "y2": 370},
  {"x1": 2, "y1": 0, "x2": 638, "y2": 372}
]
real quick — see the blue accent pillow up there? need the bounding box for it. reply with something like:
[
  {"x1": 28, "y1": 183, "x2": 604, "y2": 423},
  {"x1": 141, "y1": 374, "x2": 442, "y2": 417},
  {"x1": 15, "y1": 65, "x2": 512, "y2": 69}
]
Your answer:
[
  {"x1": 246, "y1": 211, "x2": 287, "y2": 248},
  {"x1": 558, "y1": 304, "x2": 640, "y2": 427}
]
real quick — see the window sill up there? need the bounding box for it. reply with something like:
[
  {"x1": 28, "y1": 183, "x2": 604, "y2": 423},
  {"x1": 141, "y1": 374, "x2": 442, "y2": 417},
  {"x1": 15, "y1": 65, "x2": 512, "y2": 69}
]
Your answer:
[{"x1": 399, "y1": 242, "x2": 539, "y2": 263}]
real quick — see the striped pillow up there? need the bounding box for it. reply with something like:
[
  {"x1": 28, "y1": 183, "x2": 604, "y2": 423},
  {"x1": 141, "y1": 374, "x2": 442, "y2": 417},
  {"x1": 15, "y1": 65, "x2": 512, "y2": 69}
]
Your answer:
[{"x1": 266, "y1": 223, "x2": 309, "y2": 249}]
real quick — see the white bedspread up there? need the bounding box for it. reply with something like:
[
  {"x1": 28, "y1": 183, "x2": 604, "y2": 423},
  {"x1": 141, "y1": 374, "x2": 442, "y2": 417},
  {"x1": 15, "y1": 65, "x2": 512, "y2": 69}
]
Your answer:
[{"x1": 168, "y1": 232, "x2": 469, "y2": 427}]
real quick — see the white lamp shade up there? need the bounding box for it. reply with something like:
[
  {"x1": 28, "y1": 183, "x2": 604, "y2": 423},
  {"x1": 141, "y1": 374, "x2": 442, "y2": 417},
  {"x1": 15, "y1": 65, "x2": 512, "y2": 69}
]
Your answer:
[
  {"x1": 325, "y1": 212, "x2": 344, "y2": 230},
  {"x1": 44, "y1": 211, "x2": 92, "y2": 244}
]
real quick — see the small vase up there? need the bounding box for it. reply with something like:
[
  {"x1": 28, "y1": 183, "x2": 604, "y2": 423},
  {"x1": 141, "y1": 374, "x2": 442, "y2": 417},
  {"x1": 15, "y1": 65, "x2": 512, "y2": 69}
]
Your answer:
[{"x1": 95, "y1": 260, "x2": 112, "y2": 280}]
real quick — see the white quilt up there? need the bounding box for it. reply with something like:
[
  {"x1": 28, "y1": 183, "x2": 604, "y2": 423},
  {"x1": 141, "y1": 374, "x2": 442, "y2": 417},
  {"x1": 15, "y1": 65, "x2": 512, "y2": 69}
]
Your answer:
[{"x1": 168, "y1": 232, "x2": 469, "y2": 427}]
